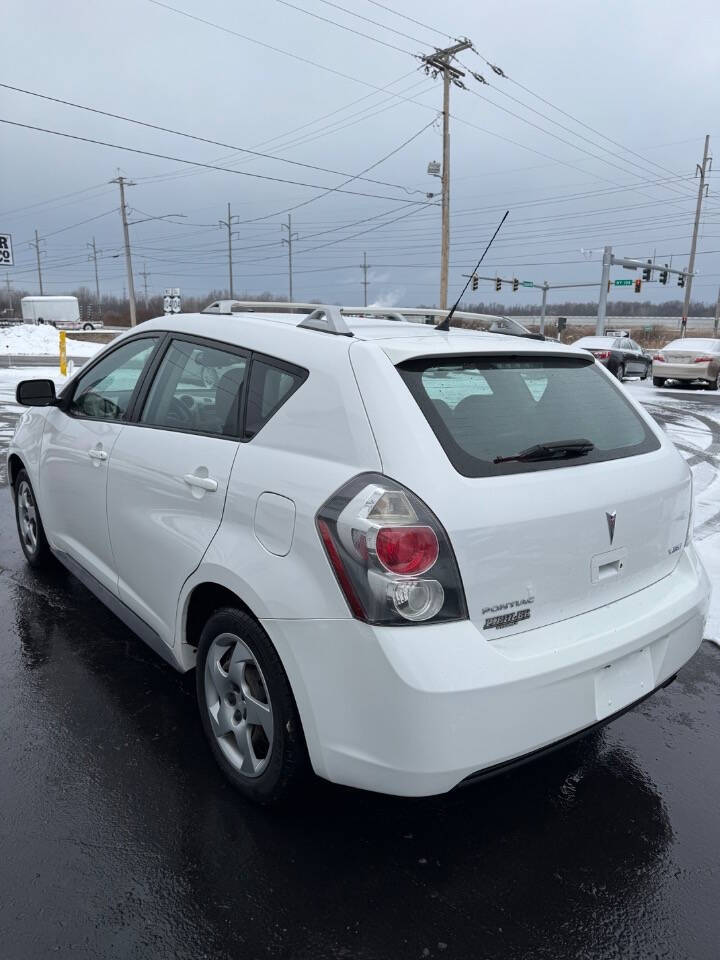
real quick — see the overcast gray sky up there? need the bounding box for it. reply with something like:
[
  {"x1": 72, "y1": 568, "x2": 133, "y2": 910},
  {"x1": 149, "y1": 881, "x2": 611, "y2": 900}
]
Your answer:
[{"x1": 2, "y1": 0, "x2": 719, "y2": 308}]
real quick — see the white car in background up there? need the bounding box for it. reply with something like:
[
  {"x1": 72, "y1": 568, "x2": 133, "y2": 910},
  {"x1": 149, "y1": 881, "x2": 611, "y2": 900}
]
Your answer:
[
  {"x1": 7, "y1": 307, "x2": 711, "y2": 803},
  {"x1": 652, "y1": 338, "x2": 720, "y2": 390}
]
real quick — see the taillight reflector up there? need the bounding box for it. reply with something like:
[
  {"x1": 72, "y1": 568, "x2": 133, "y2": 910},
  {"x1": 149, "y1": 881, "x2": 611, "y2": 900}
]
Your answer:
[
  {"x1": 693, "y1": 356, "x2": 714, "y2": 363},
  {"x1": 592, "y1": 350, "x2": 610, "y2": 359},
  {"x1": 375, "y1": 525, "x2": 439, "y2": 576},
  {"x1": 317, "y1": 518, "x2": 366, "y2": 620}
]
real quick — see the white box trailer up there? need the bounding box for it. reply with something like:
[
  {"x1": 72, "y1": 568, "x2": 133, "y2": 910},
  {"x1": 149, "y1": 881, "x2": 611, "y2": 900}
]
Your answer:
[{"x1": 20, "y1": 296, "x2": 101, "y2": 330}]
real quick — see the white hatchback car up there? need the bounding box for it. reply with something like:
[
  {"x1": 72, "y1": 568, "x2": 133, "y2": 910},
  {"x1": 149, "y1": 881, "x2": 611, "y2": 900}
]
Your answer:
[{"x1": 8, "y1": 307, "x2": 711, "y2": 802}]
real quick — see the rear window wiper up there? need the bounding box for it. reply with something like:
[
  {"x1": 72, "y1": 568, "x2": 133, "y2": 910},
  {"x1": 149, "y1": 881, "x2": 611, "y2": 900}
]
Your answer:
[{"x1": 493, "y1": 439, "x2": 595, "y2": 464}]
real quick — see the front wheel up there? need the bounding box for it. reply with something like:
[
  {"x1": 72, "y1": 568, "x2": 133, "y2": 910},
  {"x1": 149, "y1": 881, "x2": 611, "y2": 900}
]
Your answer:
[
  {"x1": 14, "y1": 469, "x2": 53, "y2": 568},
  {"x1": 653, "y1": 377, "x2": 666, "y2": 388},
  {"x1": 196, "y1": 607, "x2": 309, "y2": 804}
]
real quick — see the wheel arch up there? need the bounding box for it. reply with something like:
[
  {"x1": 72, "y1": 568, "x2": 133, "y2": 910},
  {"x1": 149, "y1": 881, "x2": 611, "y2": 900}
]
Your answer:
[
  {"x1": 7, "y1": 453, "x2": 24, "y2": 492},
  {"x1": 181, "y1": 580, "x2": 259, "y2": 671}
]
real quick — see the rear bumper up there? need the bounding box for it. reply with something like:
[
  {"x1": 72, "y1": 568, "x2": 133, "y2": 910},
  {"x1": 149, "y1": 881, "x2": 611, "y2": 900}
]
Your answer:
[
  {"x1": 653, "y1": 361, "x2": 715, "y2": 381},
  {"x1": 263, "y1": 547, "x2": 710, "y2": 797}
]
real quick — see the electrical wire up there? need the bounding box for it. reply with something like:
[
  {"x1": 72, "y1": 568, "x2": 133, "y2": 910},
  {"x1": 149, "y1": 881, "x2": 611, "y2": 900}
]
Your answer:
[{"x1": 0, "y1": 118, "x2": 431, "y2": 204}]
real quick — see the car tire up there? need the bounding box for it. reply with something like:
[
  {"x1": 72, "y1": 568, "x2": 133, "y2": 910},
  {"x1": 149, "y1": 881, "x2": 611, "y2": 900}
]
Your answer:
[
  {"x1": 641, "y1": 363, "x2": 649, "y2": 380},
  {"x1": 196, "y1": 607, "x2": 309, "y2": 804},
  {"x1": 708, "y1": 374, "x2": 720, "y2": 392},
  {"x1": 615, "y1": 363, "x2": 625, "y2": 381},
  {"x1": 14, "y1": 469, "x2": 53, "y2": 569},
  {"x1": 652, "y1": 377, "x2": 666, "y2": 388},
  {"x1": 82, "y1": 323, "x2": 94, "y2": 331}
]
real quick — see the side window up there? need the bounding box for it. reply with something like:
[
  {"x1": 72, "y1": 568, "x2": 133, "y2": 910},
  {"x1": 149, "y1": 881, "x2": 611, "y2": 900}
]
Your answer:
[
  {"x1": 245, "y1": 358, "x2": 307, "y2": 439},
  {"x1": 622, "y1": 339, "x2": 633, "y2": 351},
  {"x1": 140, "y1": 338, "x2": 248, "y2": 438},
  {"x1": 70, "y1": 337, "x2": 158, "y2": 420}
]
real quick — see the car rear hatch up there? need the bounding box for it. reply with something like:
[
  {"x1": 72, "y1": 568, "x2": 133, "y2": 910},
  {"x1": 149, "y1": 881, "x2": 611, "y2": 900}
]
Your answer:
[{"x1": 351, "y1": 343, "x2": 692, "y2": 640}]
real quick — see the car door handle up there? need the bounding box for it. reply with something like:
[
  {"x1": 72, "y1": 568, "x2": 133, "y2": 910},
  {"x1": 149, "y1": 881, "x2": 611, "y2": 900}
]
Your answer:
[
  {"x1": 88, "y1": 448, "x2": 108, "y2": 461},
  {"x1": 183, "y1": 473, "x2": 218, "y2": 492}
]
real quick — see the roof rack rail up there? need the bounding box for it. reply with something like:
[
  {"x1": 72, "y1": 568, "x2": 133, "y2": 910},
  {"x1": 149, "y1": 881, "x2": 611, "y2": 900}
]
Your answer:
[{"x1": 297, "y1": 306, "x2": 353, "y2": 337}]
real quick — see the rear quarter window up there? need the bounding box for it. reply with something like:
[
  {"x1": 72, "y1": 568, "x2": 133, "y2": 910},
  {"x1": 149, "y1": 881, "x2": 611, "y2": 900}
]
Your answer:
[{"x1": 397, "y1": 355, "x2": 660, "y2": 477}]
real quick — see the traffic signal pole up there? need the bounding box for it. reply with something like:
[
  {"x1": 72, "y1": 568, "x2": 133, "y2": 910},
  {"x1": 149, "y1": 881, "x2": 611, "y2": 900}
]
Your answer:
[
  {"x1": 595, "y1": 246, "x2": 613, "y2": 335},
  {"x1": 681, "y1": 134, "x2": 711, "y2": 336}
]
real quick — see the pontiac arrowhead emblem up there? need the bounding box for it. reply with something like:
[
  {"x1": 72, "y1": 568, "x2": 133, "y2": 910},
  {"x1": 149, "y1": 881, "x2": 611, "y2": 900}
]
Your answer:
[{"x1": 606, "y1": 511, "x2": 617, "y2": 545}]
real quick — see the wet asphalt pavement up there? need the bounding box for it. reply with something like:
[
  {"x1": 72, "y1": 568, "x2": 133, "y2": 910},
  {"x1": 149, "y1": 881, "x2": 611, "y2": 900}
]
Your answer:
[{"x1": 2, "y1": 403, "x2": 720, "y2": 959}]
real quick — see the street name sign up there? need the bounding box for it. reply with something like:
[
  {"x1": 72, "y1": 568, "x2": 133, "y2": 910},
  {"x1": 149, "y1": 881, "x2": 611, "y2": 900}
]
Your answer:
[{"x1": 614, "y1": 279, "x2": 633, "y2": 286}]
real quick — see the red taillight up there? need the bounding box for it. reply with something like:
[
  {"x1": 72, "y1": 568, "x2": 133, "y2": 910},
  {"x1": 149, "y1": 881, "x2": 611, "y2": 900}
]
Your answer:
[
  {"x1": 375, "y1": 525, "x2": 439, "y2": 576},
  {"x1": 693, "y1": 356, "x2": 714, "y2": 363},
  {"x1": 653, "y1": 354, "x2": 665, "y2": 362},
  {"x1": 592, "y1": 350, "x2": 610, "y2": 359}
]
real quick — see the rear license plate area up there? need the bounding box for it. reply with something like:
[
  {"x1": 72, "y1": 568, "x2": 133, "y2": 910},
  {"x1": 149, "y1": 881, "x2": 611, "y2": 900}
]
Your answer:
[{"x1": 594, "y1": 648, "x2": 654, "y2": 721}]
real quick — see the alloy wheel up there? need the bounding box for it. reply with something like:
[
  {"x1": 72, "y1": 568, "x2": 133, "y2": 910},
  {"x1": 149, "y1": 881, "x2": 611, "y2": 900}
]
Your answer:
[
  {"x1": 17, "y1": 480, "x2": 38, "y2": 555},
  {"x1": 204, "y1": 632, "x2": 274, "y2": 777}
]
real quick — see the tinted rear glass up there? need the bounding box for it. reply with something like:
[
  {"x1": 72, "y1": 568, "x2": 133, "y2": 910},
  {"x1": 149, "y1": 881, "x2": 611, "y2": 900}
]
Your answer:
[{"x1": 397, "y1": 355, "x2": 660, "y2": 477}]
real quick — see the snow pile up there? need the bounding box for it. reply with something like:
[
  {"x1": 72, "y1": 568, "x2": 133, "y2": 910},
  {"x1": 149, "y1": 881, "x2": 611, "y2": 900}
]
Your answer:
[{"x1": 0, "y1": 324, "x2": 101, "y2": 357}]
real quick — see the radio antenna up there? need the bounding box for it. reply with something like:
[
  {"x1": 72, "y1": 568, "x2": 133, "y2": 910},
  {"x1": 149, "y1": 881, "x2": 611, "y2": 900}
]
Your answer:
[{"x1": 435, "y1": 210, "x2": 510, "y2": 331}]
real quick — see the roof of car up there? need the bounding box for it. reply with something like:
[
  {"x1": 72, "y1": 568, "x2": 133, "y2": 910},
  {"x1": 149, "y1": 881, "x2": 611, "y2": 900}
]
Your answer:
[
  {"x1": 574, "y1": 336, "x2": 618, "y2": 347},
  {"x1": 133, "y1": 311, "x2": 588, "y2": 366}
]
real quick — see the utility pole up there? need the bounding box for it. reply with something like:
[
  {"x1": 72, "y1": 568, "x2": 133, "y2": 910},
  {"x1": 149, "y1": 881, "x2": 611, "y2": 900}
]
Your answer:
[
  {"x1": 361, "y1": 251, "x2": 371, "y2": 307},
  {"x1": 5, "y1": 274, "x2": 12, "y2": 313},
  {"x1": 30, "y1": 230, "x2": 44, "y2": 295},
  {"x1": 110, "y1": 175, "x2": 137, "y2": 326},
  {"x1": 139, "y1": 262, "x2": 151, "y2": 304},
  {"x1": 421, "y1": 39, "x2": 472, "y2": 309},
  {"x1": 87, "y1": 237, "x2": 102, "y2": 305},
  {"x1": 714, "y1": 286, "x2": 720, "y2": 338},
  {"x1": 281, "y1": 214, "x2": 299, "y2": 301},
  {"x1": 681, "y1": 134, "x2": 711, "y2": 336},
  {"x1": 219, "y1": 203, "x2": 239, "y2": 299}
]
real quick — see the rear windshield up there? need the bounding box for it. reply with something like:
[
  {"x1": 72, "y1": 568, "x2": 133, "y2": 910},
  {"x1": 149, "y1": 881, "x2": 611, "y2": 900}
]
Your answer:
[
  {"x1": 574, "y1": 337, "x2": 616, "y2": 348},
  {"x1": 397, "y1": 355, "x2": 660, "y2": 477}
]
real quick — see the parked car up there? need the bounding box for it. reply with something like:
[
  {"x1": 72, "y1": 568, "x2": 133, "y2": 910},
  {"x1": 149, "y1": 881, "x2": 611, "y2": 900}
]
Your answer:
[
  {"x1": 652, "y1": 338, "x2": 720, "y2": 390},
  {"x1": 8, "y1": 307, "x2": 710, "y2": 803},
  {"x1": 573, "y1": 335, "x2": 651, "y2": 380}
]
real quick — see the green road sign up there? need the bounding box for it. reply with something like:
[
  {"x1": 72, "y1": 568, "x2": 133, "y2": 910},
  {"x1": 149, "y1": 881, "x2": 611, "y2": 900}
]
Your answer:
[
  {"x1": 614, "y1": 278, "x2": 633, "y2": 286},
  {"x1": 521, "y1": 281, "x2": 533, "y2": 288}
]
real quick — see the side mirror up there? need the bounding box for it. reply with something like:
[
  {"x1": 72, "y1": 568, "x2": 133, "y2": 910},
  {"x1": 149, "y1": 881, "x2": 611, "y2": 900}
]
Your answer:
[{"x1": 16, "y1": 379, "x2": 57, "y2": 407}]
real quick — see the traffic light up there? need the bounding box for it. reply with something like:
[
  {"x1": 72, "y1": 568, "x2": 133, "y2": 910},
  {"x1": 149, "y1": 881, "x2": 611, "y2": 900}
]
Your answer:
[
  {"x1": 642, "y1": 260, "x2": 651, "y2": 282},
  {"x1": 677, "y1": 273, "x2": 685, "y2": 288},
  {"x1": 634, "y1": 278, "x2": 642, "y2": 294},
  {"x1": 471, "y1": 274, "x2": 478, "y2": 291},
  {"x1": 512, "y1": 278, "x2": 519, "y2": 292},
  {"x1": 495, "y1": 277, "x2": 502, "y2": 292},
  {"x1": 659, "y1": 266, "x2": 668, "y2": 285}
]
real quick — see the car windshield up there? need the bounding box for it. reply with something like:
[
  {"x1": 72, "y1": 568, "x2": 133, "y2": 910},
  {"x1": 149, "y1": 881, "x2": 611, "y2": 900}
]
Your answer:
[
  {"x1": 664, "y1": 339, "x2": 720, "y2": 352},
  {"x1": 397, "y1": 355, "x2": 660, "y2": 477}
]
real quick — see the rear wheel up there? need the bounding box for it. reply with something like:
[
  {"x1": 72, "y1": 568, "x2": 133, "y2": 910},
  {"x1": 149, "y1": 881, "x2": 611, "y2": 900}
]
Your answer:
[
  {"x1": 641, "y1": 363, "x2": 649, "y2": 380},
  {"x1": 653, "y1": 377, "x2": 666, "y2": 388},
  {"x1": 14, "y1": 469, "x2": 52, "y2": 568},
  {"x1": 708, "y1": 373, "x2": 720, "y2": 391},
  {"x1": 196, "y1": 607, "x2": 309, "y2": 804},
  {"x1": 82, "y1": 323, "x2": 94, "y2": 331},
  {"x1": 615, "y1": 363, "x2": 625, "y2": 381}
]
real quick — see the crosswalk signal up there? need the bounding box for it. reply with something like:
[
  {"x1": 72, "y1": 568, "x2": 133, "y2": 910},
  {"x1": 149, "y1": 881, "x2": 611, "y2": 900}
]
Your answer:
[
  {"x1": 471, "y1": 274, "x2": 478, "y2": 291},
  {"x1": 642, "y1": 260, "x2": 652, "y2": 282},
  {"x1": 634, "y1": 278, "x2": 642, "y2": 294},
  {"x1": 495, "y1": 277, "x2": 502, "y2": 292},
  {"x1": 659, "y1": 266, "x2": 669, "y2": 285},
  {"x1": 677, "y1": 272, "x2": 685, "y2": 288},
  {"x1": 512, "y1": 278, "x2": 519, "y2": 292}
]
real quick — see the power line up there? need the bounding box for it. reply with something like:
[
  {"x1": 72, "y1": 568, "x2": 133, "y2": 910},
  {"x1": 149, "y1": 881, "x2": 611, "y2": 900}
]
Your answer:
[
  {"x1": 0, "y1": 118, "x2": 432, "y2": 204},
  {"x1": 314, "y1": 0, "x2": 428, "y2": 46},
  {"x1": 275, "y1": 0, "x2": 416, "y2": 54},
  {"x1": 363, "y1": 0, "x2": 452, "y2": 41},
  {"x1": 0, "y1": 82, "x2": 424, "y2": 194}
]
